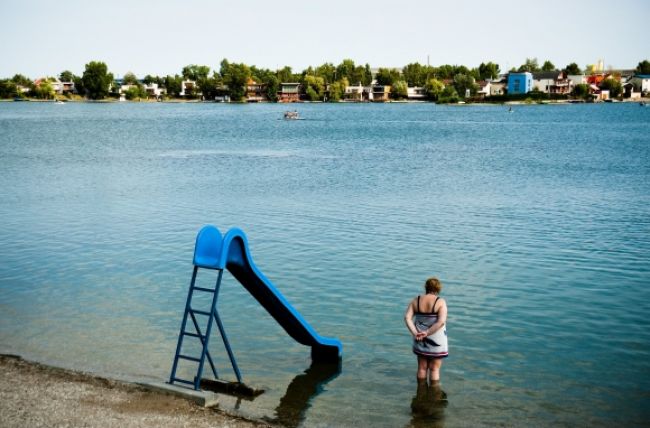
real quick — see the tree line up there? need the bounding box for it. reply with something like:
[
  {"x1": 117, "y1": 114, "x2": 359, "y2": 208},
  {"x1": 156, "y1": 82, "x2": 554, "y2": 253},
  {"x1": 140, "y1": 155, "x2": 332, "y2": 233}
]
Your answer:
[{"x1": 2, "y1": 58, "x2": 649, "y2": 102}]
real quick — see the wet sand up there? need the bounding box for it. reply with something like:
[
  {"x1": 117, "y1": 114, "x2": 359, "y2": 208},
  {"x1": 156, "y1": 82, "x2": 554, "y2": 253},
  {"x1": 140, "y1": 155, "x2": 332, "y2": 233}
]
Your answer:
[{"x1": 0, "y1": 355, "x2": 270, "y2": 428}]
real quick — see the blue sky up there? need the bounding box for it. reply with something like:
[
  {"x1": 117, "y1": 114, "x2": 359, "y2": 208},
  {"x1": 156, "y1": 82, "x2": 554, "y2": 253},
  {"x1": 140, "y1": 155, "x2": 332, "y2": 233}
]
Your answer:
[{"x1": 1, "y1": 0, "x2": 648, "y2": 78}]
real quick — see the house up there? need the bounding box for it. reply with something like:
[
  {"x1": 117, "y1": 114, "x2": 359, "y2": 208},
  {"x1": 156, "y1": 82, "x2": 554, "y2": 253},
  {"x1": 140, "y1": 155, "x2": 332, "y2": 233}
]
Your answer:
[
  {"x1": 344, "y1": 83, "x2": 367, "y2": 101},
  {"x1": 623, "y1": 82, "x2": 642, "y2": 100},
  {"x1": 532, "y1": 71, "x2": 572, "y2": 94},
  {"x1": 143, "y1": 83, "x2": 165, "y2": 99},
  {"x1": 490, "y1": 81, "x2": 506, "y2": 96},
  {"x1": 407, "y1": 86, "x2": 426, "y2": 100},
  {"x1": 372, "y1": 85, "x2": 391, "y2": 102},
  {"x1": 629, "y1": 75, "x2": 650, "y2": 95},
  {"x1": 507, "y1": 72, "x2": 532, "y2": 95},
  {"x1": 245, "y1": 78, "x2": 267, "y2": 102},
  {"x1": 476, "y1": 81, "x2": 490, "y2": 98},
  {"x1": 567, "y1": 74, "x2": 586, "y2": 87},
  {"x1": 179, "y1": 80, "x2": 199, "y2": 97},
  {"x1": 278, "y1": 82, "x2": 301, "y2": 102}
]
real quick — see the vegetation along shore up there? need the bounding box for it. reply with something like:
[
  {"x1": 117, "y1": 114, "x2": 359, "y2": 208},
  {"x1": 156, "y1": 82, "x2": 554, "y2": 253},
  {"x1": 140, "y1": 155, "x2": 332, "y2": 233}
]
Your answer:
[{"x1": 1, "y1": 58, "x2": 649, "y2": 104}]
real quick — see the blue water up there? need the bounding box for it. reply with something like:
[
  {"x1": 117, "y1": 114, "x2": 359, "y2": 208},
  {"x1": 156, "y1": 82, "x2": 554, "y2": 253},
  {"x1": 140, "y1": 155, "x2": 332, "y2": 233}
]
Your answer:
[{"x1": 1, "y1": 101, "x2": 649, "y2": 427}]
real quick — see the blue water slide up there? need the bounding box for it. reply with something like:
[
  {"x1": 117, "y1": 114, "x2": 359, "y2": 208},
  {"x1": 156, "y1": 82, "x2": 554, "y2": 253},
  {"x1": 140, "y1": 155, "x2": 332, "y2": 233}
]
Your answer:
[{"x1": 193, "y1": 225, "x2": 342, "y2": 362}]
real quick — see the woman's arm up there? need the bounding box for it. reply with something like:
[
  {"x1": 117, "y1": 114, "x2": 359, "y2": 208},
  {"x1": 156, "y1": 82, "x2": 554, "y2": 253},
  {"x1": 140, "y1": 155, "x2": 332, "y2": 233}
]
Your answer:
[
  {"x1": 404, "y1": 299, "x2": 427, "y2": 340},
  {"x1": 424, "y1": 299, "x2": 447, "y2": 336}
]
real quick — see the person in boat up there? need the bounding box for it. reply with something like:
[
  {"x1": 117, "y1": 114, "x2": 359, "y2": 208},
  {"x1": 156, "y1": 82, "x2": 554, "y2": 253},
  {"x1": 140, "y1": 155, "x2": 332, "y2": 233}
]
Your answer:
[
  {"x1": 284, "y1": 110, "x2": 299, "y2": 119},
  {"x1": 404, "y1": 277, "x2": 448, "y2": 383}
]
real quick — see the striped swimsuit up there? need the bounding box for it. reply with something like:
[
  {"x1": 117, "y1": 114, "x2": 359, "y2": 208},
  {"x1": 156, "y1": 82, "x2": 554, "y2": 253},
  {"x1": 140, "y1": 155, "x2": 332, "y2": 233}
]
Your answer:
[{"x1": 412, "y1": 295, "x2": 448, "y2": 358}]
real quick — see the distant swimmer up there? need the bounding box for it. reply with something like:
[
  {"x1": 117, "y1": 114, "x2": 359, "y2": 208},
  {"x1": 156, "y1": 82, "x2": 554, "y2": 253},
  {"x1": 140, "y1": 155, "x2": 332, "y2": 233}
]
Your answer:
[{"x1": 404, "y1": 277, "x2": 448, "y2": 383}]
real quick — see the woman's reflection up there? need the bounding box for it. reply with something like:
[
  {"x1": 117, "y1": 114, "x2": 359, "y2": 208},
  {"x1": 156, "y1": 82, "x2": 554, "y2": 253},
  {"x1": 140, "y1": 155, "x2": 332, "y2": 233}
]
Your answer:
[{"x1": 409, "y1": 379, "x2": 447, "y2": 427}]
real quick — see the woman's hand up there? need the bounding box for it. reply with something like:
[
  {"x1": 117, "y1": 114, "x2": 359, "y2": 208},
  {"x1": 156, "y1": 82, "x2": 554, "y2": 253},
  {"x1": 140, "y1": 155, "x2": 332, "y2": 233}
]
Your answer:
[{"x1": 414, "y1": 331, "x2": 427, "y2": 341}]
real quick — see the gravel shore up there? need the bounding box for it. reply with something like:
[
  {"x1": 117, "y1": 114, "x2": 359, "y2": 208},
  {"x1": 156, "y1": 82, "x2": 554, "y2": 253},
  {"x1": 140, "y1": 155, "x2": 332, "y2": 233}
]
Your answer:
[{"x1": 0, "y1": 355, "x2": 270, "y2": 428}]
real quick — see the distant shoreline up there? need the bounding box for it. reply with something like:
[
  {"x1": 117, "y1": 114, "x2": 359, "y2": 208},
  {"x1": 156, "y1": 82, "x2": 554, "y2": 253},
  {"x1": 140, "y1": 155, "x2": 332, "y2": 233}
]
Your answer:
[{"x1": 2, "y1": 97, "x2": 648, "y2": 105}]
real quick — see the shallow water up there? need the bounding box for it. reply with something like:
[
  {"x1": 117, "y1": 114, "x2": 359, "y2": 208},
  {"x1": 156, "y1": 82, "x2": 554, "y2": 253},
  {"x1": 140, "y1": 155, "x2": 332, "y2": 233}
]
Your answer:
[{"x1": 1, "y1": 101, "x2": 649, "y2": 426}]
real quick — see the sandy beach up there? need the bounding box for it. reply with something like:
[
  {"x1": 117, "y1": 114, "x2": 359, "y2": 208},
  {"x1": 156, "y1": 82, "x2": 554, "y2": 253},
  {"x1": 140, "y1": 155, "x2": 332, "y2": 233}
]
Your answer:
[{"x1": 0, "y1": 355, "x2": 270, "y2": 428}]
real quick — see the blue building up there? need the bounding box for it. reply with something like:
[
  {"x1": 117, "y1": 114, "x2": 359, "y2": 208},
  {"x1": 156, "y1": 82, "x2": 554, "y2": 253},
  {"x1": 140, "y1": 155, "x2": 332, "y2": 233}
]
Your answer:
[{"x1": 507, "y1": 72, "x2": 533, "y2": 95}]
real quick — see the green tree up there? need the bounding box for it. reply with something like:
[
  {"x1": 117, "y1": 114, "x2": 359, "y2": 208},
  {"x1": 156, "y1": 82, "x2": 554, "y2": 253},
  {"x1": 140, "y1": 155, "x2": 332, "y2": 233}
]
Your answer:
[
  {"x1": 375, "y1": 68, "x2": 401, "y2": 85},
  {"x1": 478, "y1": 62, "x2": 500, "y2": 80},
  {"x1": 122, "y1": 72, "x2": 140, "y2": 85},
  {"x1": 222, "y1": 62, "x2": 251, "y2": 101},
  {"x1": 402, "y1": 63, "x2": 427, "y2": 87},
  {"x1": 600, "y1": 77, "x2": 623, "y2": 98},
  {"x1": 424, "y1": 78, "x2": 444, "y2": 101},
  {"x1": 391, "y1": 80, "x2": 408, "y2": 100},
  {"x1": 73, "y1": 75, "x2": 85, "y2": 95},
  {"x1": 328, "y1": 77, "x2": 349, "y2": 102},
  {"x1": 518, "y1": 58, "x2": 540, "y2": 73},
  {"x1": 82, "y1": 61, "x2": 113, "y2": 100},
  {"x1": 572, "y1": 83, "x2": 590, "y2": 99},
  {"x1": 263, "y1": 75, "x2": 279, "y2": 102},
  {"x1": 182, "y1": 64, "x2": 210, "y2": 81},
  {"x1": 11, "y1": 74, "x2": 32, "y2": 87},
  {"x1": 363, "y1": 64, "x2": 373, "y2": 86},
  {"x1": 32, "y1": 79, "x2": 55, "y2": 99},
  {"x1": 303, "y1": 75, "x2": 325, "y2": 101},
  {"x1": 276, "y1": 66, "x2": 295, "y2": 83},
  {"x1": 164, "y1": 74, "x2": 182, "y2": 97},
  {"x1": 59, "y1": 70, "x2": 75, "y2": 82},
  {"x1": 315, "y1": 62, "x2": 336, "y2": 83},
  {"x1": 438, "y1": 85, "x2": 459, "y2": 103},
  {"x1": 541, "y1": 60, "x2": 556, "y2": 71},
  {"x1": 564, "y1": 63, "x2": 582, "y2": 75},
  {"x1": 635, "y1": 60, "x2": 650, "y2": 74},
  {"x1": 0, "y1": 79, "x2": 18, "y2": 98},
  {"x1": 336, "y1": 59, "x2": 356, "y2": 82},
  {"x1": 453, "y1": 74, "x2": 477, "y2": 98},
  {"x1": 124, "y1": 86, "x2": 146, "y2": 100}
]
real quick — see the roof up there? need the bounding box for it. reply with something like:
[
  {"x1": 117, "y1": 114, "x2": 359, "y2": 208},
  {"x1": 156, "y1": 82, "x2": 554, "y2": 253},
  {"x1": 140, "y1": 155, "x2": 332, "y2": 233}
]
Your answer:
[{"x1": 532, "y1": 71, "x2": 561, "y2": 80}]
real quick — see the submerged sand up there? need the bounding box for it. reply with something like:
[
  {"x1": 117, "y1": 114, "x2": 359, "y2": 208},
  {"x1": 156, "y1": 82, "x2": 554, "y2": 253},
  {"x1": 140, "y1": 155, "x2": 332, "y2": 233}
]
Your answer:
[{"x1": 0, "y1": 355, "x2": 270, "y2": 428}]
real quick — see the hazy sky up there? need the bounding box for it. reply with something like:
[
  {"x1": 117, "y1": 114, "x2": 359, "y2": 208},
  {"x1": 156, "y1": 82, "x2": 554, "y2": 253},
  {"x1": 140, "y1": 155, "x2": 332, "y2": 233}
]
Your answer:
[{"x1": 1, "y1": 0, "x2": 648, "y2": 78}]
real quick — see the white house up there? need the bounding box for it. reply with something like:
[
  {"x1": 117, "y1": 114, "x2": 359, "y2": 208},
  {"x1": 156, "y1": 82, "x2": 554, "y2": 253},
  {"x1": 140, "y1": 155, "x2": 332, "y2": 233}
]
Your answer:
[
  {"x1": 407, "y1": 86, "x2": 426, "y2": 100},
  {"x1": 568, "y1": 74, "x2": 587, "y2": 87},
  {"x1": 490, "y1": 82, "x2": 506, "y2": 96},
  {"x1": 143, "y1": 83, "x2": 164, "y2": 98},
  {"x1": 629, "y1": 75, "x2": 650, "y2": 94},
  {"x1": 532, "y1": 71, "x2": 572, "y2": 94},
  {"x1": 179, "y1": 80, "x2": 199, "y2": 97}
]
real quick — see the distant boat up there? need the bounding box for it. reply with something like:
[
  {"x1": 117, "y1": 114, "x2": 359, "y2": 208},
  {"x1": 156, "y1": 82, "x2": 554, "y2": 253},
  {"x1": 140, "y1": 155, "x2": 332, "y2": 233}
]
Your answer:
[
  {"x1": 508, "y1": 106, "x2": 513, "y2": 113},
  {"x1": 641, "y1": 101, "x2": 647, "y2": 107},
  {"x1": 284, "y1": 110, "x2": 301, "y2": 120},
  {"x1": 54, "y1": 100, "x2": 65, "y2": 105}
]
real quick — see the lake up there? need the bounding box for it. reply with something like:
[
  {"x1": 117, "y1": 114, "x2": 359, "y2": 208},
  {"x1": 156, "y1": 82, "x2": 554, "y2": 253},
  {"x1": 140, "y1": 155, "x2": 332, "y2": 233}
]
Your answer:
[{"x1": 1, "y1": 101, "x2": 649, "y2": 427}]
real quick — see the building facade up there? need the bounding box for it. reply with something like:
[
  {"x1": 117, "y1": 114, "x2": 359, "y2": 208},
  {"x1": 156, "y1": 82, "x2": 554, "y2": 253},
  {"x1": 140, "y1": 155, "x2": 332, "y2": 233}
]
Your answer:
[{"x1": 507, "y1": 72, "x2": 532, "y2": 95}]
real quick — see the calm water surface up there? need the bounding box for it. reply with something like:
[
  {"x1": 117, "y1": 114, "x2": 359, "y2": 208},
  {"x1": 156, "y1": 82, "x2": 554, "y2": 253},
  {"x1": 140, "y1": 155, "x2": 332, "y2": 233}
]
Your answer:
[{"x1": 1, "y1": 102, "x2": 649, "y2": 427}]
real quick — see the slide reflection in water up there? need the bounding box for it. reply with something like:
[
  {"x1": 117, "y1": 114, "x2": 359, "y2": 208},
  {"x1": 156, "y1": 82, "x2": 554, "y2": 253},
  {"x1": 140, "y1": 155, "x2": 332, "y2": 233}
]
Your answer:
[{"x1": 271, "y1": 361, "x2": 342, "y2": 427}]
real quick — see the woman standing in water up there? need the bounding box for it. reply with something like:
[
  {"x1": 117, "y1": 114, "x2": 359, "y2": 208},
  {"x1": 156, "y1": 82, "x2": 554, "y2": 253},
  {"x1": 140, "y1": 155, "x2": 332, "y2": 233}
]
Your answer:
[{"x1": 404, "y1": 277, "x2": 448, "y2": 382}]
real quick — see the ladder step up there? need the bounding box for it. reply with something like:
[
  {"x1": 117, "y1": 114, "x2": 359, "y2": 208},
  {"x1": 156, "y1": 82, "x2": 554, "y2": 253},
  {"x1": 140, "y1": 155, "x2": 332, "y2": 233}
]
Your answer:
[
  {"x1": 182, "y1": 332, "x2": 205, "y2": 339},
  {"x1": 193, "y1": 286, "x2": 215, "y2": 293},
  {"x1": 178, "y1": 355, "x2": 201, "y2": 362},
  {"x1": 191, "y1": 309, "x2": 212, "y2": 316},
  {"x1": 171, "y1": 377, "x2": 195, "y2": 386}
]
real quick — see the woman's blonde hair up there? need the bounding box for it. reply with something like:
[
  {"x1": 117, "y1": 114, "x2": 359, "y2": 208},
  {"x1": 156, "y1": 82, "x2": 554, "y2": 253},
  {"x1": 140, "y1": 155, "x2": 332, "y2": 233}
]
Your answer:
[{"x1": 424, "y1": 277, "x2": 442, "y2": 294}]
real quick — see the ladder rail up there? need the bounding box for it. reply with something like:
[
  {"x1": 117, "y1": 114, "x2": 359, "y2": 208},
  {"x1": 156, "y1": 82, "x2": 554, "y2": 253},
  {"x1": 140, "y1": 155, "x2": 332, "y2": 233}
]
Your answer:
[
  {"x1": 193, "y1": 269, "x2": 223, "y2": 390},
  {"x1": 169, "y1": 266, "x2": 199, "y2": 384}
]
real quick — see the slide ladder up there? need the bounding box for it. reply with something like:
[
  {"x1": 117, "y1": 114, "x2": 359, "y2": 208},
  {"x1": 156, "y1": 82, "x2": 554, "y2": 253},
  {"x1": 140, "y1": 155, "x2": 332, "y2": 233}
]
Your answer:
[{"x1": 169, "y1": 225, "x2": 342, "y2": 390}]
